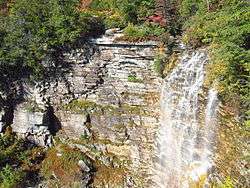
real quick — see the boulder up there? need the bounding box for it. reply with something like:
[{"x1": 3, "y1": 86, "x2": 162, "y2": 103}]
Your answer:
[{"x1": 78, "y1": 160, "x2": 91, "y2": 172}]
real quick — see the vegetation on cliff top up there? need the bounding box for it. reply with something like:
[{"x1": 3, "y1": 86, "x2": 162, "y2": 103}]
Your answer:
[
  {"x1": 89, "y1": 0, "x2": 155, "y2": 25},
  {"x1": 0, "y1": 0, "x2": 164, "y2": 98},
  {"x1": 85, "y1": 0, "x2": 167, "y2": 41},
  {"x1": 0, "y1": 0, "x2": 100, "y2": 76}
]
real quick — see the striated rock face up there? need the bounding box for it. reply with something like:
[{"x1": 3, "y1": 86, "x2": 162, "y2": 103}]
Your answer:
[{"x1": 10, "y1": 30, "x2": 162, "y2": 187}]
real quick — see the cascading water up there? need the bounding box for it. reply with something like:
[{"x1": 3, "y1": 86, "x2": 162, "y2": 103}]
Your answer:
[{"x1": 153, "y1": 50, "x2": 219, "y2": 188}]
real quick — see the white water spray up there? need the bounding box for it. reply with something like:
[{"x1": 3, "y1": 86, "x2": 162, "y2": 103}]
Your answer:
[{"x1": 153, "y1": 50, "x2": 219, "y2": 188}]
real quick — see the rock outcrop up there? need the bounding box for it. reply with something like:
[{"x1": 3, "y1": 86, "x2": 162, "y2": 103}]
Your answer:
[
  {"x1": 12, "y1": 105, "x2": 52, "y2": 147},
  {"x1": 10, "y1": 29, "x2": 162, "y2": 187}
]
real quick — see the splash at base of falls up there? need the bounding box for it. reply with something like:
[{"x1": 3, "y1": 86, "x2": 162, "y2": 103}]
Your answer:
[{"x1": 153, "y1": 49, "x2": 219, "y2": 188}]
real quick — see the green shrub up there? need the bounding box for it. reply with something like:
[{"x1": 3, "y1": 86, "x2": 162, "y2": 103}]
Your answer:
[
  {"x1": 0, "y1": 165, "x2": 24, "y2": 188},
  {"x1": 124, "y1": 23, "x2": 147, "y2": 38},
  {"x1": 153, "y1": 52, "x2": 167, "y2": 77},
  {"x1": 90, "y1": 0, "x2": 155, "y2": 24},
  {"x1": 0, "y1": 133, "x2": 45, "y2": 187},
  {"x1": 180, "y1": 0, "x2": 207, "y2": 19},
  {"x1": 90, "y1": 0, "x2": 117, "y2": 10},
  {"x1": 0, "y1": 0, "x2": 102, "y2": 79},
  {"x1": 121, "y1": 0, "x2": 155, "y2": 23},
  {"x1": 0, "y1": 134, "x2": 26, "y2": 164},
  {"x1": 120, "y1": 1, "x2": 138, "y2": 24},
  {"x1": 104, "y1": 12, "x2": 127, "y2": 29},
  {"x1": 123, "y1": 23, "x2": 165, "y2": 40}
]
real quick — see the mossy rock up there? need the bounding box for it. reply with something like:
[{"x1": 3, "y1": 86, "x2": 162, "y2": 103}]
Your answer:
[
  {"x1": 163, "y1": 52, "x2": 179, "y2": 77},
  {"x1": 63, "y1": 99, "x2": 98, "y2": 113}
]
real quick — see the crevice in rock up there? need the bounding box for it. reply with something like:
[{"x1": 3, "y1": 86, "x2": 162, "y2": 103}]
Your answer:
[{"x1": 43, "y1": 106, "x2": 61, "y2": 136}]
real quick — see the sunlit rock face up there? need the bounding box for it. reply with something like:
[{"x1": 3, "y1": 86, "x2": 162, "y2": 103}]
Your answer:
[
  {"x1": 11, "y1": 29, "x2": 162, "y2": 187},
  {"x1": 12, "y1": 106, "x2": 52, "y2": 147},
  {"x1": 152, "y1": 49, "x2": 219, "y2": 188}
]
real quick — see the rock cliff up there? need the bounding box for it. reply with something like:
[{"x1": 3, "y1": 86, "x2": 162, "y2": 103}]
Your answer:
[{"x1": 7, "y1": 29, "x2": 162, "y2": 187}]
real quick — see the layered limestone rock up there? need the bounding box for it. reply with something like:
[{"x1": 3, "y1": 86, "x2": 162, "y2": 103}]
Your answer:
[
  {"x1": 11, "y1": 29, "x2": 162, "y2": 187},
  {"x1": 12, "y1": 105, "x2": 52, "y2": 147}
]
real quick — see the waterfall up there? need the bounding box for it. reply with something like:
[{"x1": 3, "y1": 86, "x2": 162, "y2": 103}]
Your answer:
[{"x1": 153, "y1": 50, "x2": 219, "y2": 188}]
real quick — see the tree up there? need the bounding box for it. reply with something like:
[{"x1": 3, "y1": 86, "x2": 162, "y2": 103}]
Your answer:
[
  {"x1": 0, "y1": 0, "x2": 95, "y2": 113},
  {"x1": 0, "y1": 0, "x2": 87, "y2": 74}
]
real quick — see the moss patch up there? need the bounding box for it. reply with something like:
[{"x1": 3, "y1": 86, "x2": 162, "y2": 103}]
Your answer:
[
  {"x1": 163, "y1": 52, "x2": 179, "y2": 77},
  {"x1": 127, "y1": 75, "x2": 143, "y2": 83},
  {"x1": 63, "y1": 99, "x2": 98, "y2": 113},
  {"x1": 92, "y1": 164, "x2": 126, "y2": 188},
  {"x1": 40, "y1": 144, "x2": 90, "y2": 187}
]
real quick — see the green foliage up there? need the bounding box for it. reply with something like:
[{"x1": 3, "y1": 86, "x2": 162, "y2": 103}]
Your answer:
[
  {"x1": 180, "y1": 0, "x2": 207, "y2": 19},
  {"x1": 0, "y1": 165, "x2": 24, "y2": 188},
  {"x1": 180, "y1": 0, "x2": 250, "y2": 122},
  {"x1": 90, "y1": 0, "x2": 155, "y2": 26},
  {"x1": 0, "y1": 0, "x2": 99, "y2": 77},
  {"x1": 127, "y1": 75, "x2": 143, "y2": 83},
  {"x1": 90, "y1": 0, "x2": 118, "y2": 10},
  {"x1": 123, "y1": 23, "x2": 165, "y2": 40},
  {"x1": 0, "y1": 133, "x2": 45, "y2": 188},
  {"x1": 153, "y1": 52, "x2": 167, "y2": 77},
  {"x1": 0, "y1": 133, "x2": 24, "y2": 164},
  {"x1": 119, "y1": 0, "x2": 138, "y2": 24},
  {"x1": 64, "y1": 99, "x2": 97, "y2": 112},
  {"x1": 104, "y1": 12, "x2": 127, "y2": 29},
  {"x1": 121, "y1": 0, "x2": 155, "y2": 23}
]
